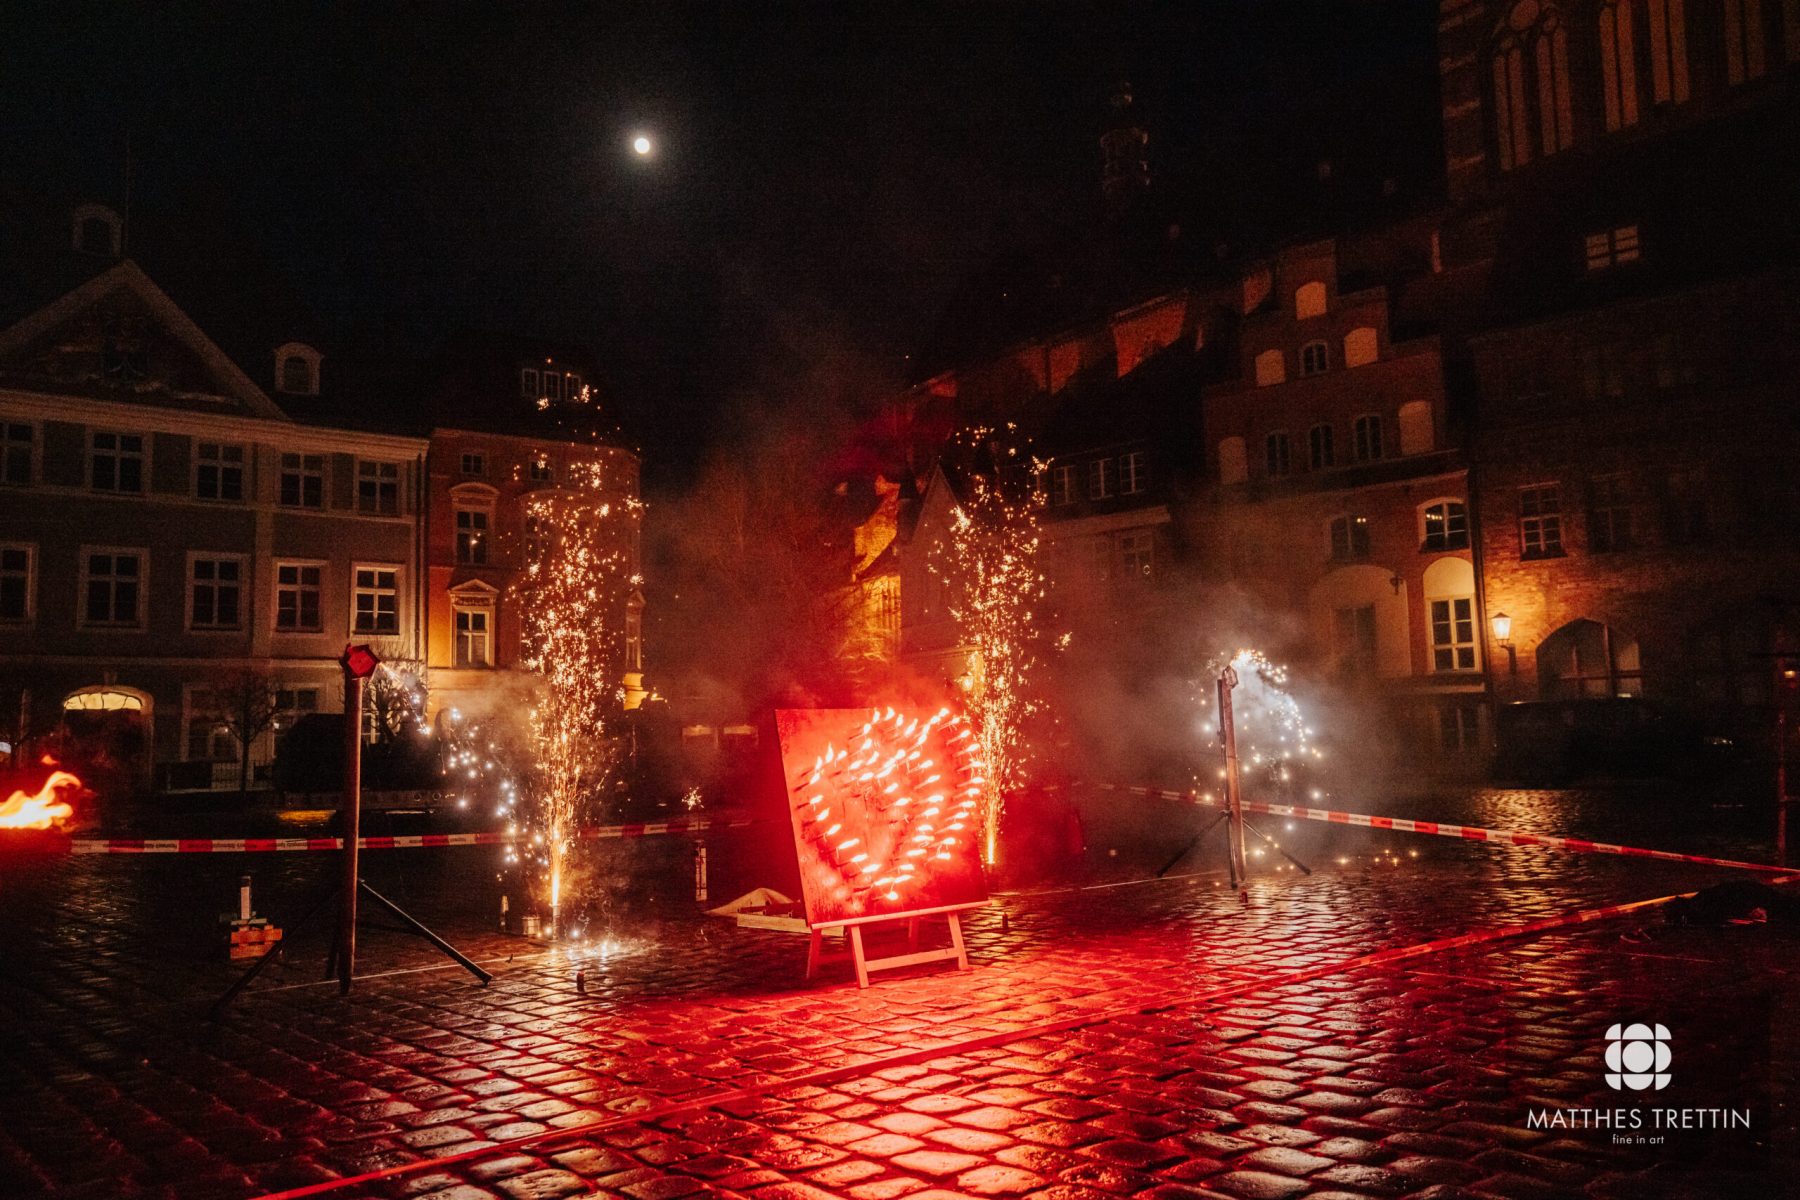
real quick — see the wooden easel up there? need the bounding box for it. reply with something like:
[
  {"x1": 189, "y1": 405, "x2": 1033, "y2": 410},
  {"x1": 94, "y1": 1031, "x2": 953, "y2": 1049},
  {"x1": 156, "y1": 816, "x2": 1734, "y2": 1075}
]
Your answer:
[{"x1": 805, "y1": 901, "x2": 983, "y2": 988}]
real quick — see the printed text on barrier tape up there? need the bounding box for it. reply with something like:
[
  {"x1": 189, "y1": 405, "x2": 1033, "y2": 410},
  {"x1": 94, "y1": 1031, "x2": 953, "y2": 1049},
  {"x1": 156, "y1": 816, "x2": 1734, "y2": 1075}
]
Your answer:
[
  {"x1": 66, "y1": 814, "x2": 757, "y2": 855},
  {"x1": 1090, "y1": 783, "x2": 1790, "y2": 874}
]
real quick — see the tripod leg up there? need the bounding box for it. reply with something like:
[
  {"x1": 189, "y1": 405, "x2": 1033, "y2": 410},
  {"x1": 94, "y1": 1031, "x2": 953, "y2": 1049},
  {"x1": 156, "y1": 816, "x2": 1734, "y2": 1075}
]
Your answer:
[
  {"x1": 1159, "y1": 811, "x2": 1229, "y2": 877},
  {"x1": 1241, "y1": 818, "x2": 1313, "y2": 875},
  {"x1": 357, "y1": 880, "x2": 493, "y2": 984},
  {"x1": 209, "y1": 889, "x2": 335, "y2": 1020}
]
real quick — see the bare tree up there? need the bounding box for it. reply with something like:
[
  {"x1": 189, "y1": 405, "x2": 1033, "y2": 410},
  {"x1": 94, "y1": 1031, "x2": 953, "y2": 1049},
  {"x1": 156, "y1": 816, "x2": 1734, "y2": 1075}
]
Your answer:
[{"x1": 203, "y1": 668, "x2": 283, "y2": 801}]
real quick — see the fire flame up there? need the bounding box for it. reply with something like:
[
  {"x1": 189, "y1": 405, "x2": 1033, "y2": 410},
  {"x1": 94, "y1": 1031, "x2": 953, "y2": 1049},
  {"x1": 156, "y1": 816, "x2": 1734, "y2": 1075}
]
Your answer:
[{"x1": 0, "y1": 766, "x2": 80, "y2": 830}]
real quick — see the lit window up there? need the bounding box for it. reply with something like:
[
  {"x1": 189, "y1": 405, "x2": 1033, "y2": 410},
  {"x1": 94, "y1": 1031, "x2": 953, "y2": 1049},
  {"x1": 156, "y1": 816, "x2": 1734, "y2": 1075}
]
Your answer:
[
  {"x1": 460, "y1": 453, "x2": 486, "y2": 477},
  {"x1": 0, "y1": 544, "x2": 34, "y2": 624},
  {"x1": 1330, "y1": 515, "x2": 1371, "y2": 561},
  {"x1": 1492, "y1": 0, "x2": 1573, "y2": 168},
  {"x1": 1, "y1": 423, "x2": 33, "y2": 485},
  {"x1": 1343, "y1": 327, "x2": 1379, "y2": 368},
  {"x1": 456, "y1": 507, "x2": 490, "y2": 565},
  {"x1": 1585, "y1": 225, "x2": 1640, "y2": 270},
  {"x1": 352, "y1": 566, "x2": 400, "y2": 635},
  {"x1": 1309, "y1": 424, "x2": 1335, "y2": 470},
  {"x1": 195, "y1": 443, "x2": 245, "y2": 502},
  {"x1": 81, "y1": 549, "x2": 144, "y2": 627},
  {"x1": 279, "y1": 453, "x2": 325, "y2": 508},
  {"x1": 1051, "y1": 464, "x2": 1076, "y2": 505},
  {"x1": 1430, "y1": 597, "x2": 1478, "y2": 671},
  {"x1": 189, "y1": 557, "x2": 244, "y2": 631},
  {"x1": 1645, "y1": 0, "x2": 1689, "y2": 103},
  {"x1": 1519, "y1": 485, "x2": 1564, "y2": 558},
  {"x1": 1300, "y1": 341, "x2": 1329, "y2": 376},
  {"x1": 1353, "y1": 415, "x2": 1383, "y2": 462},
  {"x1": 1265, "y1": 432, "x2": 1291, "y2": 477},
  {"x1": 1599, "y1": 0, "x2": 1640, "y2": 130},
  {"x1": 1254, "y1": 349, "x2": 1286, "y2": 387},
  {"x1": 89, "y1": 431, "x2": 145, "y2": 493},
  {"x1": 1421, "y1": 501, "x2": 1470, "y2": 552},
  {"x1": 184, "y1": 689, "x2": 235, "y2": 762},
  {"x1": 1088, "y1": 458, "x2": 1115, "y2": 500},
  {"x1": 454, "y1": 607, "x2": 493, "y2": 668},
  {"x1": 1588, "y1": 474, "x2": 1633, "y2": 552},
  {"x1": 275, "y1": 563, "x2": 323, "y2": 632},
  {"x1": 357, "y1": 460, "x2": 400, "y2": 515},
  {"x1": 1295, "y1": 282, "x2": 1327, "y2": 320},
  {"x1": 1723, "y1": 0, "x2": 1766, "y2": 84},
  {"x1": 1120, "y1": 452, "x2": 1147, "y2": 494}
]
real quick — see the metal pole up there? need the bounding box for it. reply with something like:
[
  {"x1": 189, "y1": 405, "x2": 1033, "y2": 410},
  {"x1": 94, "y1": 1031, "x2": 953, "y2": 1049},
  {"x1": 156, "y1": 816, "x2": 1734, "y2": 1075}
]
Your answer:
[
  {"x1": 1218, "y1": 665, "x2": 1247, "y2": 887},
  {"x1": 1778, "y1": 663, "x2": 1791, "y2": 865},
  {"x1": 339, "y1": 673, "x2": 364, "y2": 994}
]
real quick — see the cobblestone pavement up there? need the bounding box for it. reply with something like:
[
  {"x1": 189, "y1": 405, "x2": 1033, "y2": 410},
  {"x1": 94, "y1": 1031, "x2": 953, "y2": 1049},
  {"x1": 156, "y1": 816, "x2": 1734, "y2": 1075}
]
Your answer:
[{"x1": 0, "y1": 789, "x2": 1795, "y2": 1199}]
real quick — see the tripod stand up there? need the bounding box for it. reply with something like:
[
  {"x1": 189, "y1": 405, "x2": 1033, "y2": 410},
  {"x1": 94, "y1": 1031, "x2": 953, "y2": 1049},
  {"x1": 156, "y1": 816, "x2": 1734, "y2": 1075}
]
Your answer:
[{"x1": 210, "y1": 646, "x2": 492, "y2": 1018}]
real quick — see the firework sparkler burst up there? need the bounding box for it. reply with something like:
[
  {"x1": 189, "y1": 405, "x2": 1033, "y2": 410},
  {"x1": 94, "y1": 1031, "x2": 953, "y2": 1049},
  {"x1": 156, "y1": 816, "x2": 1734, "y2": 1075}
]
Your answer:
[
  {"x1": 1194, "y1": 649, "x2": 1321, "y2": 800},
  {"x1": 517, "y1": 459, "x2": 640, "y2": 936},
  {"x1": 930, "y1": 425, "x2": 1049, "y2": 866}
]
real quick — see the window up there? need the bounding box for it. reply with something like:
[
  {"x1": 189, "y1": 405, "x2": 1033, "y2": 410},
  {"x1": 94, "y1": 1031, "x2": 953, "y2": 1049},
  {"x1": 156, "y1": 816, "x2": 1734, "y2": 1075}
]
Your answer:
[
  {"x1": 357, "y1": 460, "x2": 400, "y2": 515},
  {"x1": 1398, "y1": 401, "x2": 1434, "y2": 456},
  {"x1": 460, "y1": 453, "x2": 486, "y2": 477},
  {"x1": 1658, "y1": 466, "x2": 1710, "y2": 544},
  {"x1": 1587, "y1": 474, "x2": 1633, "y2": 552},
  {"x1": 1492, "y1": 1, "x2": 1573, "y2": 168},
  {"x1": 1439, "y1": 704, "x2": 1482, "y2": 752},
  {"x1": 1645, "y1": 0, "x2": 1690, "y2": 103},
  {"x1": 566, "y1": 372, "x2": 584, "y2": 399},
  {"x1": 1309, "y1": 424, "x2": 1335, "y2": 470},
  {"x1": 274, "y1": 343, "x2": 321, "y2": 395},
  {"x1": 456, "y1": 507, "x2": 490, "y2": 565},
  {"x1": 1265, "y1": 432, "x2": 1291, "y2": 477},
  {"x1": 1330, "y1": 515, "x2": 1371, "y2": 561},
  {"x1": 72, "y1": 205, "x2": 121, "y2": 257},
  {"x1": 1333, "y1": 605, "x2": 1378, "y2": 676},
  {"x1": 540, "y1": 371, "x2": 563, "y2": 401},
  {"x1": 529, "y1": 456, "x2": 554, "y2": 483},
  {"x1": 1, "y1": 423, "x2": 32, "y2": 485},
  {"x1": 279, "y1": 453, "x2": 325, "y2": 508},
  {"x1": 1299, "y1": 341, "x2": 1329, "y2": 376},
  {"x1": 1585, "y1": 225, "x2": 1640, "y2": 270},
  {"x1": 1254, "y1": 349, "x2": 1286, "y2": 387},
  {"x1": 81, "y1": 549, "x2": 144, "y2": 628},
  {"x1": 1421, "y1": 501, "x2": 1470, "y2": 552},
  {"x1": 184, "y1": 689, "x2": 235, "y2": 762},
  {"x1": 454, "y1": 607, "x2": 493, "y2": 668},
  {"x1": 275, "y1": 563, "x2": 323, "y2": 632},
  {"x1": 1120, "y1": 451, "x2": 1146, "y2": 495},
  {"x1": 1353, "y1": 415, "x2": 1383, "y2": 462},
  {"x1": 189, "y1": 557, "x2": 244, "y2": 631},
  {"x1": 1088, "y1": 458, "x2": 1115, "y2": 500},
  {"x1": 0, "y1": 544, "x2": 34, "y2": 624},
  {"x1": 1430, "y1": 597, "x2": 1479, "y2": 672},
  {"x1": 89, "y1": 431, "x2": 145, "y2": 493},
  {"x1": 1119, "y1": 530, "x2": 1154, "y2": 580},
  {"x1": 520, "y1": 368, "x2": 540, "y2": 398},
  {"x1": 193, "y1": 442, "x2": 245, "y2": 502},
  {"x1": 352, "y1": 566, "x2": 400, "y2": 635},
  {"x1": 1519, "y1": 485, "x2": 1564, "y2": 558},
  {"x1": 1343, "y1": 327, "x2": 1379, "y2": 368},
  {"x1": 1295, "y1": 282, "x2": 1327, "y2": 320},
  {"x1": 273, "y1": 687, "x2": 320, "y2": 739},
  {"x1": 1051, "y1": 464, "x2": 1076, "y2": 505},
  {"x1": 1089, "y1": 536, "x2": 1113, "y2": 582},
  {"x1": 1580, "y1": 341, "x2": 1626, "y2": 400},
  {"x1": 1599, "y1": 0, "x2": 1640, "y2": 130},
  {"x1": 1723, "y1": 0, "x2": 1766, "y2": 83}
]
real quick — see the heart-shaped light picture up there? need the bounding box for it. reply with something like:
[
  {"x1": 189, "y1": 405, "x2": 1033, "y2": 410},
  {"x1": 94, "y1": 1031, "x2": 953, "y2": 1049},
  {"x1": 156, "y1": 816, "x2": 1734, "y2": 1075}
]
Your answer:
[{"x1": 777, "y1": 707, "x2": 989, "y2": 924}]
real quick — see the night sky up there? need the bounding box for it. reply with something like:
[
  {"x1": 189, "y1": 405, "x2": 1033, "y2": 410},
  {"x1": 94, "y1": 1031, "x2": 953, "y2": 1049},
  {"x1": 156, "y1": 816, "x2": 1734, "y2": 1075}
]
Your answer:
[{"x1": 2, "y1": 1, "x2": 1439, "y2": 488}]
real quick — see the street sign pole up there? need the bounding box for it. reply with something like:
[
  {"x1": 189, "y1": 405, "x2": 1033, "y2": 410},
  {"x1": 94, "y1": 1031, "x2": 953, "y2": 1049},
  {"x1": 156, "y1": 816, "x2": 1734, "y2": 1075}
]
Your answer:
[{"x1": 339, "y1": 669, "x2": 364, "y2": 993}]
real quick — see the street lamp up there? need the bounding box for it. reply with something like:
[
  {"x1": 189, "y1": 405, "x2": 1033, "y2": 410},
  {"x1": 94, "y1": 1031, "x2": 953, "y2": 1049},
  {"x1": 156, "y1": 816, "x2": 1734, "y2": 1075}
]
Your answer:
[{"x1": 1490, "y1": 613, "x2": 1516, "y2": 676}]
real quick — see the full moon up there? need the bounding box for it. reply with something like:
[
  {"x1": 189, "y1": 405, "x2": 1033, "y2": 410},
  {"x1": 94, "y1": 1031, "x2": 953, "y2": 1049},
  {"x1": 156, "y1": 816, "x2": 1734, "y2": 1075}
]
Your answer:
[{"x1": 632, "y1": 135, "x2": 652, "y2": 156}]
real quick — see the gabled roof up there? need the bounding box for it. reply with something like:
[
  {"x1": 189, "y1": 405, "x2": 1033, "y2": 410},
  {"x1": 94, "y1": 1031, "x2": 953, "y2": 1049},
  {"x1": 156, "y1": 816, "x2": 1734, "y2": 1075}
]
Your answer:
[{"x1": 0, "y1": 259, "x2": 291, "y2": 421}]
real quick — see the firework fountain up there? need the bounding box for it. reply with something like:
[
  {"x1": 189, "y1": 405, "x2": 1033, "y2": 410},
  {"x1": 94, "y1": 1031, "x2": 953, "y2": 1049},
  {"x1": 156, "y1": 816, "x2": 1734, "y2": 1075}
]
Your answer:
[
  {"x1": 518, "y1": 461, "x2": 639, "y2": 937},
  {"x1": 930, "y1": 425, "x2": 1048, "y2": 867}
]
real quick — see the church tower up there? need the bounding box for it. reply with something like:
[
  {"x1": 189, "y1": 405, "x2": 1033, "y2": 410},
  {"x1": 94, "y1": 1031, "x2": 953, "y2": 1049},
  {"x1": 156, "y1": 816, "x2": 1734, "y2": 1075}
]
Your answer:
[{"x1": 1099, "y1": 80, "x2": 1150, "y2": 218}]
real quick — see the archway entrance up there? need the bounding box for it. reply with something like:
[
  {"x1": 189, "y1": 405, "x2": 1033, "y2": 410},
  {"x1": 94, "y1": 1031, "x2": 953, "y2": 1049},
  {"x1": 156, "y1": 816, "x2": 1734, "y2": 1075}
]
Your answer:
[
  {"x1": 1537, "y1": 620, "x2": 1642, "y2": 699},
  {"x1": 61, "y1": 686, "x2": 153, "y2": 801}
]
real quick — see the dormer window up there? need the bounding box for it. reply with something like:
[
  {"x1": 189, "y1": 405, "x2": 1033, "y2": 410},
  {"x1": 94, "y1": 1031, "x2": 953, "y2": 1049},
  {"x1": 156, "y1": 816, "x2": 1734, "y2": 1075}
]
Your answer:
[
  {"x1": 524, "y1": 364, "x2": 585, "y2": 404},
  {"x1": 72, "y1": 204, "x2": 122, "y2": 258},
  {"x1": 274, "y1": 343, "x2": 321, "y2": 396}
]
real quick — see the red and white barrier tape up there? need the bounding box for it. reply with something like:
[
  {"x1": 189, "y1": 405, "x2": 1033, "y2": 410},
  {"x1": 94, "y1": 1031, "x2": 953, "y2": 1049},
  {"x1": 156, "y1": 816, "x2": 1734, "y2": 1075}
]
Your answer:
[
  {"x1": 1091, "y1": 783, "x2": 1791, "y2": 874},
  {"x1": 64, "y1": 813, "x2": 754, "y2": 855}
]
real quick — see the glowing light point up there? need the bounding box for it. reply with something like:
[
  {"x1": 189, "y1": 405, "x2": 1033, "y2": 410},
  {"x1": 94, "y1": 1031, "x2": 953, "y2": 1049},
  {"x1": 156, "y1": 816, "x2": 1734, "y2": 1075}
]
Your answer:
[{"x1": 632, "y1": 134, "x2": 653, "y2": 156}]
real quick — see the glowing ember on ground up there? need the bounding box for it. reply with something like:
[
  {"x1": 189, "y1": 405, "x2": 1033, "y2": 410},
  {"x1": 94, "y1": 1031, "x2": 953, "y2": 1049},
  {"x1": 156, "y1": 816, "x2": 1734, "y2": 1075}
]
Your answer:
[{"x1": 0, "y1": 765, "x2": 80, "y2": 830}]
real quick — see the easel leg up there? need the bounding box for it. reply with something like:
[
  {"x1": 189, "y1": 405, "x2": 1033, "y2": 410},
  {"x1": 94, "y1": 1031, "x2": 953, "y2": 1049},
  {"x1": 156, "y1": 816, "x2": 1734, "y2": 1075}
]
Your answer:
[
  {"x1": 358, "y1": 881, "x2": 493, "y2": 984},
  {"x1": 806, "y1": 927, "x2": 824, "y2": 980},
  {"x1": 209, "y1": 887, "x2": 334, "y2": 1020},
  {"x1": 849, "y1": 925, "x2": 869, "y2": 989},
  {"x1": 1240, "y1": 818, "x2": 1313, "y2": 875},
  {"x1": 1158, "y1": 811, "x2": 1230, "y2": 877},
  {"x1": 948, "y1": 913, "x2": 969, "y2": 971}
]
